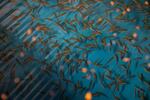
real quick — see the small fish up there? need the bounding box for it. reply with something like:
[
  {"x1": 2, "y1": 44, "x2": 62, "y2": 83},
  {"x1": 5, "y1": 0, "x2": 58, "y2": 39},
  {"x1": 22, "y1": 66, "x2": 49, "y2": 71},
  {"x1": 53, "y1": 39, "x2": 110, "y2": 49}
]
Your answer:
[
  {"x1": 92, "y1": 91, "x2": 107, "y2": 97},
  {"x1": 0, "y1": 71, "x2": 4, "y2": 81},
  {"x1": 138, "y1": 73, "x2": 150, "y2": 87},
  {"x1": 63, "y1": 78, "x2": 73, "y2": 85},
  {"x1": 23, "y1": 56, "x2": 34, "y2": 64},
  {"x1": 12, "y1": 13, "x2": 24, "y2": 20},
  {"x1": 93, "y1": 73, "x2": 97, "y2": 80},
  {"x1": 35, "y1": 24, "x2": 49, "y2": 32},
  {"x1": 105, "y1": 56, "x2": 114, "y2": 65},
  {"x1": 0, "y1": 50, "x2": 14, "y2": 63},
  {"x1": 15, "y1": 58, "x2": 23, "y2": 65}
]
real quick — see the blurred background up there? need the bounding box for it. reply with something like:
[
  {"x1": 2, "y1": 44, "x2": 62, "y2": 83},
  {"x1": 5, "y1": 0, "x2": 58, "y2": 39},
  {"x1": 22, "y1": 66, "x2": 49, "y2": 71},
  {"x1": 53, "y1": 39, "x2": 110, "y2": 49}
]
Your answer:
[{"x1": 0, "y1": 0, "x2": 150, "y2": 100}]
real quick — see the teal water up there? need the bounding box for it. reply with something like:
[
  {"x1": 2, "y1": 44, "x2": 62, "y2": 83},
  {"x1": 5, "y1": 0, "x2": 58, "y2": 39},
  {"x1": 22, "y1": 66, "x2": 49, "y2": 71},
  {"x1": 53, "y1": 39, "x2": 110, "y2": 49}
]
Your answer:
[{"x1": 0, "y1": 0, "x2": 150, "y2": 100}]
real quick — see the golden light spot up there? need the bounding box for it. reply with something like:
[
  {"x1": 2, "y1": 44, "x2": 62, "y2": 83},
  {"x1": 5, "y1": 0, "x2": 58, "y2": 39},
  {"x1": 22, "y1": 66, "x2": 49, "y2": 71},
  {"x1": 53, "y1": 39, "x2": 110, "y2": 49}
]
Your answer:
[
  {"x1": 81, "y1": 68, "x2": 87, "y2": 73},
  {"x1": 97, "y1": 17, "x2": 102, "y2": 22},
  {"x1": 1, "y1": 93, "x2": 7, "y2": 100},
  {"x1": 32, "y1": 36, "x2": 37, "y2": 42},
  {"x1": 126, "y1": 7, "x2": 131, "y2": 12},
  {"x1": 122, "y1": 57, "x2": 130, "y2": 62},
  {"x1": 110, "y1": 1, "x2": 115, "y2": 6},
  {"x1": 144, "y1": 1, "x2": 149, "y2": 6},
  {"x1": 85, "y1": 92, "x2": 92, "y2": 100},
  {"x1": 133, "y1": 33, "x2": 138, "y2": 38},
  {"x1": 26, "y1": 28, "x2": 32, "y2": 35}
]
